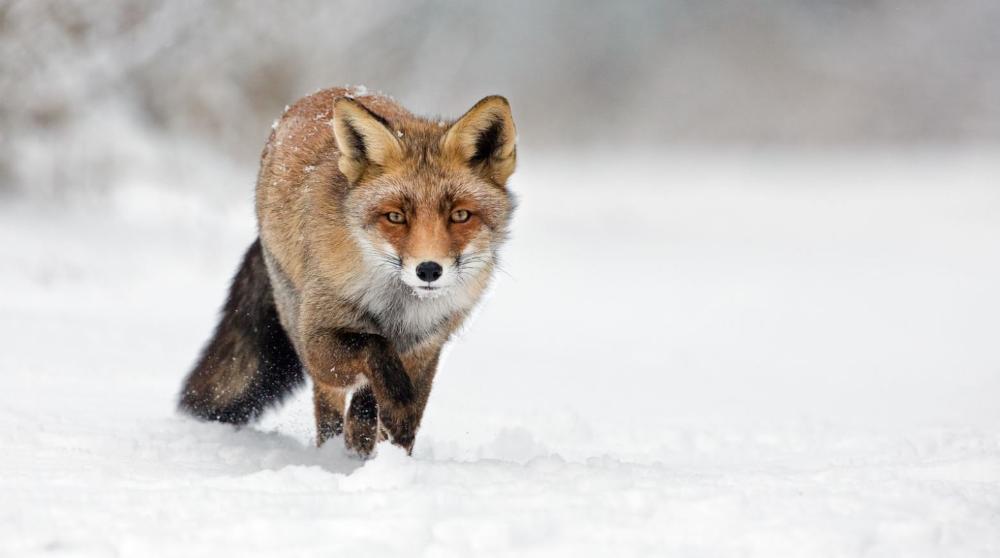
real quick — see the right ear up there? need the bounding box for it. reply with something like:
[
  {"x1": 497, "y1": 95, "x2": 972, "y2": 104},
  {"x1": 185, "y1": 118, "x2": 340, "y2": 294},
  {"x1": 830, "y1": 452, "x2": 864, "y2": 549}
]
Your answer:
[
  {"x1": 332, "y1": 97, "x2": 402, "y2": 183},
  {"x1": 442, "y1": 95, "x2": 517, "y2": 184}
]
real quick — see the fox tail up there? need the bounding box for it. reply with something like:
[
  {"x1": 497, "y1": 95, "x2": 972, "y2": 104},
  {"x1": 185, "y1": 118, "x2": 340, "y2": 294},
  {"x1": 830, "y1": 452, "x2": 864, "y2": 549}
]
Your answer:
[{"x1": 178, "y1": 238, "x2": 303, "y2": 425}]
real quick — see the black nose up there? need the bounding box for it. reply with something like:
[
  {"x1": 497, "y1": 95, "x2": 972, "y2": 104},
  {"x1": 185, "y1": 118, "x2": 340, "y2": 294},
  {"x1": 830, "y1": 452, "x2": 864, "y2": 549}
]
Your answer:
[{"x1": 415, "y1": 261, "x2": 443, "y2": 282}]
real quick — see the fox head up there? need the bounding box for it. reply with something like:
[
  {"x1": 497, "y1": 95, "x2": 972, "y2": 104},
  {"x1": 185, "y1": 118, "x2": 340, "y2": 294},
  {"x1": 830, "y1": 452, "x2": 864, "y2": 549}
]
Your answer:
[{"x1": 332, "y1": 95, "x2": 516, "y2": 300}]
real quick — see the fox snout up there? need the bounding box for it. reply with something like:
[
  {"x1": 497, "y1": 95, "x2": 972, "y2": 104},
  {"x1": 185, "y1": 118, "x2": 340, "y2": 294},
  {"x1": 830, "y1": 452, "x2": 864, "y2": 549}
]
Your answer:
[{"x1": 402, "y1": 256, "x2": 457, "y2": 296}]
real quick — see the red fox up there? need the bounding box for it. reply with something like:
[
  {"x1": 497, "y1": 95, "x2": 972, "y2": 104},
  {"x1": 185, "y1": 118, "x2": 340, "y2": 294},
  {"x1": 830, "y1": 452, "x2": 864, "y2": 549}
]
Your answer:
[{"x1": 178, "y1": 87, "x2": 517, "y2": 457}]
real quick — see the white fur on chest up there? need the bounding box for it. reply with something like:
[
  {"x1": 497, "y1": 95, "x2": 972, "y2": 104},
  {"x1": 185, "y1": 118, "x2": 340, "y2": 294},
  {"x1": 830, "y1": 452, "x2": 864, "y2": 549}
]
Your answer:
[{"x1": 354, "y1": 273, "x2": 479, "y2": 344}]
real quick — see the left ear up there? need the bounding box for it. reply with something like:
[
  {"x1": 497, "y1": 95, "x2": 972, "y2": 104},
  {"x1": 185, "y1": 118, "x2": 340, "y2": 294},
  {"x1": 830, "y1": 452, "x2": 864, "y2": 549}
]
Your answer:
[
  {"x1": 332, "y1": 97, "x2": 403, "y2": 184},
  {"x1": 442, "y1": 95, "x2": 517, "y2": 184}
]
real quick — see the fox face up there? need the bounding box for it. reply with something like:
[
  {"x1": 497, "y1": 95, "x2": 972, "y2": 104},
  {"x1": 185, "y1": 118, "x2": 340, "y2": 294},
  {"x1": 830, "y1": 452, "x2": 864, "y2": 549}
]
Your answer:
[
  {"x1": 362, "y1": 180, "x2": 504, "y2": 297},
  {"x1": 333, "y1": 96, "x2": 517, "y2": 302}
]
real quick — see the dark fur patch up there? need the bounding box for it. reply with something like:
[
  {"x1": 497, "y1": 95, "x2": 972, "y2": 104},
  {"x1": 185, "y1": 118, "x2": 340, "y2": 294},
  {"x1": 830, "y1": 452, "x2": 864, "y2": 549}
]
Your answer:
[
  {"x1": 344, "y1": 119, "x2": 367, "y2": 160},
  {"x1": 334, "y1": 332, "x2": 416, "y2": 405},
  {"x1": 345, "y1": 104, "x2": 392, "y2": 161},
  {"x1": 367, "y1": 341, "x2": 416, "y2": 405},
  {"x1": 360, "y1": 105, "x2": 392, "y2": 130},
  {"x1": 178, "y1": 238, "x2": 304, "y2": 424},
  {"x1": 471, "y1": 120, "x2": 503, "y2": 165},
  {"x1": 345, "y1": 386, "x2": 378, "y2": 456},
  {"x1": 334, "y1": 331, "x2": 374, "y2": 357},
  {"x1": 349, "y1": 387, "x2": 378, "y2": 423}
]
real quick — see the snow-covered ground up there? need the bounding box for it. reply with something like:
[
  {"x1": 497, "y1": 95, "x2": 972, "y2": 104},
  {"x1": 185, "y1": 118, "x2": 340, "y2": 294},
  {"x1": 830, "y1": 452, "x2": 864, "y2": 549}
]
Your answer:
[{"x1": 2, "y1": 150, "x2": 999, "y2": 557}]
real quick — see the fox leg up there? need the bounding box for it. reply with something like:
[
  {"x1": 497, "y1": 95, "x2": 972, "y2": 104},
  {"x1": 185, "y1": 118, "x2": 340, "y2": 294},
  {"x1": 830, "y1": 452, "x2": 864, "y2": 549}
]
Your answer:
[
  {"x1": 344, "y1": 386, "x2": 378, "y2": 456},
  {"x1": 314, "y1": 379, "x2": 379, "y2": 456},
  {"x1": 365, "y1": 346, "x2": 442, "y2": 448},
  {"x1": 378, "y1": 346, "x2": 443, "y2": 445},
  {"x1": 303, "y1": 330, "x2": 421, "y2": 455},
  {"x1": 312, "y1": 381, "x2": 346, "y2": 447}
]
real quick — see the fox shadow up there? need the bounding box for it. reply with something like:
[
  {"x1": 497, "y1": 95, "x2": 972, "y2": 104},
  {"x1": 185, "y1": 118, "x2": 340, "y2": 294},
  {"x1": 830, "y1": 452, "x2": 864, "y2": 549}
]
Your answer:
[{"x1": 167, "y1": 415, "x2": 367, "y2": 477}]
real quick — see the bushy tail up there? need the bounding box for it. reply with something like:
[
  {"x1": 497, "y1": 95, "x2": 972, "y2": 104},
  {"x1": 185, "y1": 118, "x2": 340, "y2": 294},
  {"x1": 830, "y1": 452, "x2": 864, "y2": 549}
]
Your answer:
[{"x1": 178, "y1": 238, "x2": 303, "y2": 425}]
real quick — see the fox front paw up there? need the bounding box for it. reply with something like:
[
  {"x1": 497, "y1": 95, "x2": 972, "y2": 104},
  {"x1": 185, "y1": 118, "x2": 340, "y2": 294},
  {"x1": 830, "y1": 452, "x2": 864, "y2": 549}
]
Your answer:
[
  {"x1": 344, "y1": 426, "x2": 377, "y2": 459},
  {"x1": 378, "y1": 407, "x2": 418, "y2": 454}
]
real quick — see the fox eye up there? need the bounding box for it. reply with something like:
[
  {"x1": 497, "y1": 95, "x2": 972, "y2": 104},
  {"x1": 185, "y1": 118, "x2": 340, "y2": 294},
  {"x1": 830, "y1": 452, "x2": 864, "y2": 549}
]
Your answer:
[
  {"x1": 386, "y1": 212, "x2": 406, "y2": 224},
  {"x1": 450, "y1": 209, "x2": 471, "y2": 223}
]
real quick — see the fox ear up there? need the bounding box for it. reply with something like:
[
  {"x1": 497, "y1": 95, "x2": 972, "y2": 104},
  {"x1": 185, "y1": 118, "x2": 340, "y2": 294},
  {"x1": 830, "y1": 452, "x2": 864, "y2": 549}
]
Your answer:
[
  {"x1": 443, "y1": 96, "x2": 517, "y2": 184},
  {"x1": 332, "y1": 98, "x2": 402, "y2": 183}
]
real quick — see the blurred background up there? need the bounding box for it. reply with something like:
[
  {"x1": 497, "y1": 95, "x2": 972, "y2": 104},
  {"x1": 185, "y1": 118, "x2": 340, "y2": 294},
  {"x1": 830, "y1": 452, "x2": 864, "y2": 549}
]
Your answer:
[{"x1": 3, "y1": 0, "x2": 1000, "y2": 199}]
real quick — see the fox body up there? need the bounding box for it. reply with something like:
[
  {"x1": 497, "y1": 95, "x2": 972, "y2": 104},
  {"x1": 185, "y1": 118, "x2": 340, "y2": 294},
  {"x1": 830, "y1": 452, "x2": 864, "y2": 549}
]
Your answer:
[{"x1": 179, "y1": 87, "x2": 517, "y2": 456}]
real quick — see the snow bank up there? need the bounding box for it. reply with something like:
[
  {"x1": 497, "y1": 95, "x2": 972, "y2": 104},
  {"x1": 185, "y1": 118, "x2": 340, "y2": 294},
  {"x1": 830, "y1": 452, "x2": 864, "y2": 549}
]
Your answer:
[{"x1": 2, "y1": 150, "x2": 999, "y2": 556}]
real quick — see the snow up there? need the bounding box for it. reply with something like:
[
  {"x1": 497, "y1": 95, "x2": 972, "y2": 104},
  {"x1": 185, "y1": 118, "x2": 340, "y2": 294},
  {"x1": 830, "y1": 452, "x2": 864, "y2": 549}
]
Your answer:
[{"x1": 2, "y1": 150, "x2": 1000, "y2": 556}]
